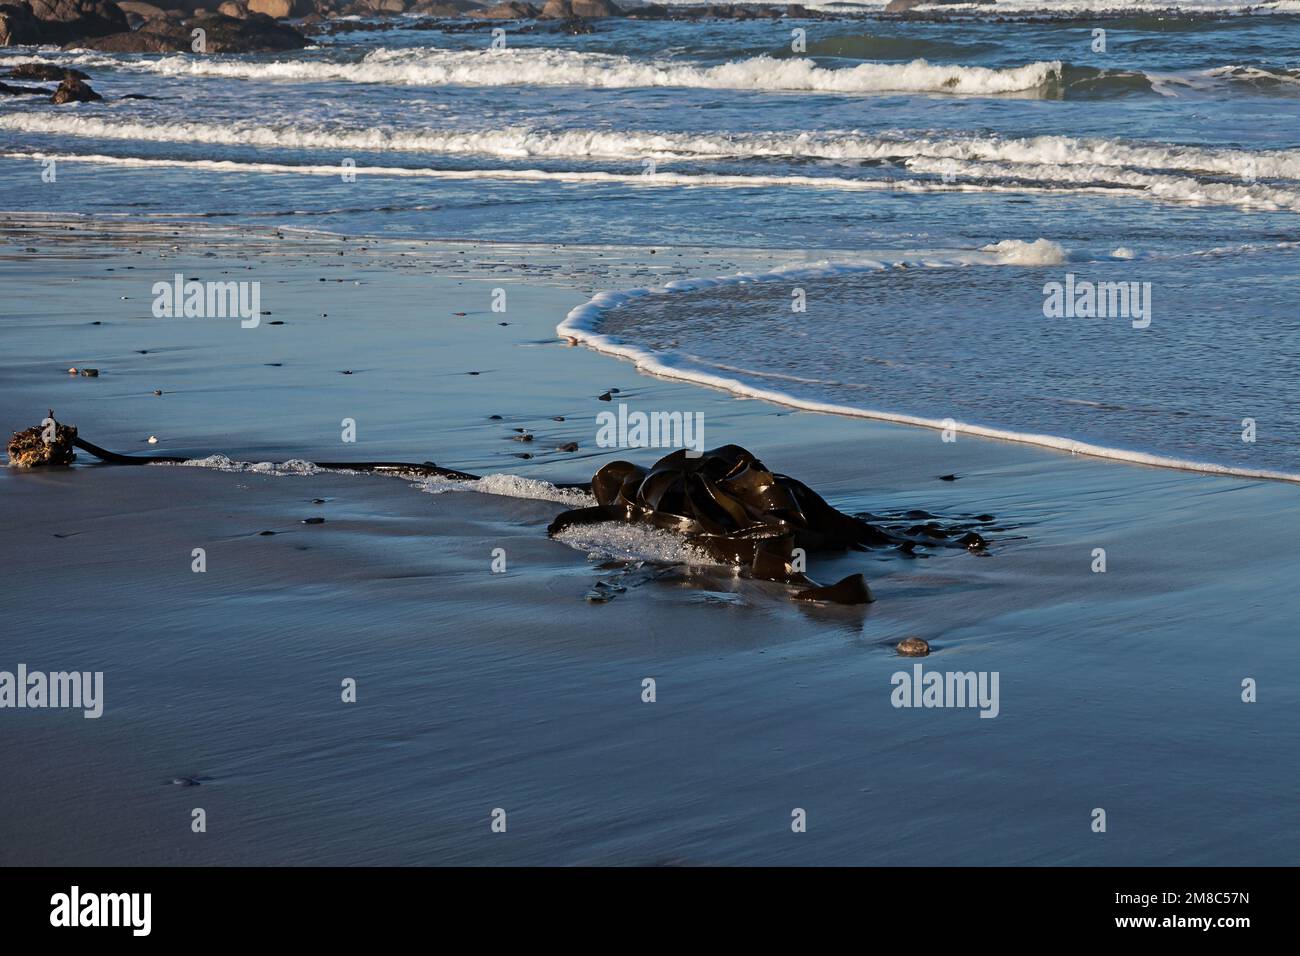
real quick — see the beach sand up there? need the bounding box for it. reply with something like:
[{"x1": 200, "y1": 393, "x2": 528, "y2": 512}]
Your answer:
[{"x1": 1, "y1": 217, "x2": 1296, "y2": 865}]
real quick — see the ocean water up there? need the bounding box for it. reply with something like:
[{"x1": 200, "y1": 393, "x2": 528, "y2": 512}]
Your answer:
[{"x1": 2, "y1": 6, "x2": 1298, "y2": 475}]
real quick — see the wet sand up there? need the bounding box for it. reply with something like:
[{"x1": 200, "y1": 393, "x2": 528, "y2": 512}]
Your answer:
[{"x1": 1, "y1": 218, "x2": 1296, "y2": 865}]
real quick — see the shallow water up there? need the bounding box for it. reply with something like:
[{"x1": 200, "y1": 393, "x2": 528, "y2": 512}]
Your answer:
[
  {"x1": 3, "y1": 9, "x2": 1298, "y2": 478},
  {"x1": 2, "y1": 5, "x2": 1299, "y2": 866}
]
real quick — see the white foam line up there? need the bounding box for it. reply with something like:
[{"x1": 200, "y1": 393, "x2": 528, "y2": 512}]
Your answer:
[
  {"x1": 907, "y1": 156, "x2": 1300, "y2": 213},
  {"x1": 557, "y1": 258, "x2": 1300, "y2": 485},
  {"x1": 7, "y1": 114, "x2": 1300, "y2": 180},
  {"x1": 168, "y1": 456, "x2": 593, "y2": 503},
  {"x1": 415, "y1": 472, "x2": 593, "y2": 505},
  {"x1": 10, "y1": 150, "x2": 1291, "y2": 214},
  {"x1": 29, "y1": 49, "x2": 1066, "y2": 97}
]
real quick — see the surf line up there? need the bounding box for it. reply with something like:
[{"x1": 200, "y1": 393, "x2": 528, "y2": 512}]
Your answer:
[{"x1": 558, "y1": 266, "x2": 1300, "y2": 486}]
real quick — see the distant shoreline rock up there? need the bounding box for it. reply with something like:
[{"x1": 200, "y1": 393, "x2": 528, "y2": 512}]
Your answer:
[
  {"x1": 2, "y1": 0, "x2": 126, "y2": 45},
  {"x1": 0, "y1": 0, "x2": 309, "y2": 47},
  {"x1": 51, "y1": 74, "x2": 102, "y2": 101},
  {"x1": 69, "y1": 11, "x2": 309, "y2": 50},
  {"x1": 1, "y1": 0, "x2": 1273, "y2": 51},
  {"x1": 885, "y1": 0, "x2": 994, "y2": 12}
]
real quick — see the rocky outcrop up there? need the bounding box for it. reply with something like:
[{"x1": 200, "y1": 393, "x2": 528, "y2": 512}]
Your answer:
[
  {"x1": 0, "y1": 79, "x2": 52, "y2": 94},
  {"x1": 885, "y1": 0, "x2": 993, "y2": 10},
  {"x1": 77, "y1": 17, "x2": 185, "y2": 47},
  {"x1": 25, "y1": 0, "x2": 128, "y2": 40},
  {"x1": 7, "y1": 60, "x2": 88, "y2": 78},
  {"x1": 75, "y1": 11, "x2": 306, "y2": 50},
  {"x1": 468, "y1": 0, "x2": 536, "y2": 18},
  {"x1": 215, "y1": 0, "x2": 245, "y2": 13},
  {"x1": 192, "y1": 10, "x2": 305, "y2": 46},
  {"x1": 116, "y1": 0, "x2": 167, "y2": 16},
  {"x1": 407, "y1": 0, "x2": 482, "y2": 13},
  {"x1": 245, "y1": 0, "x2": 310, "y2": 16},
  {"x1": 0, "y1": 3, "x2": 42, "y2": 45},
  {"x1": 539, "y1": 0, "x2": 619, "y2": 17},
  {"x1": 51, "y1": 75, "x2": 101, "y2": 102}
]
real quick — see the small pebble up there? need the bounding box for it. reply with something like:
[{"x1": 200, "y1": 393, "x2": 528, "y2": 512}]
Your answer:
[
  {"x1": 557, "y1": 442, "x2": 579, "y2": 452},
  {"x1": 597, "y1": 391, "x2": 613, "y2": 402},
  {"x1": 302, "y1": 517, "x2": 325, "y2": 525},
  {"x1": 80, "y1": 368, "x2": 99, "y2": 377},
  {"x1": 153, "y1": 389, "x2": 163, "y2": 396},
  {"x1": 147, "y1": 436, "x2": 158, "y2": 444}
]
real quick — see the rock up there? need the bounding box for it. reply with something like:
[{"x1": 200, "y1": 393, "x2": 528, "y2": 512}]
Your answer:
[
  {"x1": 539, "y1": 0, "x2": 619, "y2": 17},
  {"x1": 0, "y1": 79, "x2": 51, "y2": 93},
  {"x1": 76, "y1": 20, "x2": 185, "y2": 47},
  {"x1": 215, "y1": 0, "x2": 244, "y2": 13},
  {"x1": 245, "y1": 0, "x2": 309, "y2": 15},
  {"x1": 468, "y1": 0, "x2": 536, "y2": 18},
  {"x1": 117, "y1": 0, "x2": 166, "y2": 16},
  {"x1": 0, "y1": 2, "x2": 45, "y2": 44},
  {"x1": 407, "y1": 0, "x2": 481, "y2": 12},
  {"x1": 886, "y1": 0, "x2": 990, "y2": 11},
  {"x1": 7, "y1": 61, "x2": 88, "y2": 79},
  {"x1": 896, "y1": 636, "x2": 930, "y2": 657},
  {"x1": 25, "y1": 0, "x2": 129, "y2": 42},
  {"x1": 77, "y1": 11, "x2": 307, "y2": 50},
  {"x1": 51, "y1": 75, "x2": 101, "y2": 102},
  {"x1": 195, "y1": 10, "x2": 307, "y2": 46}
]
